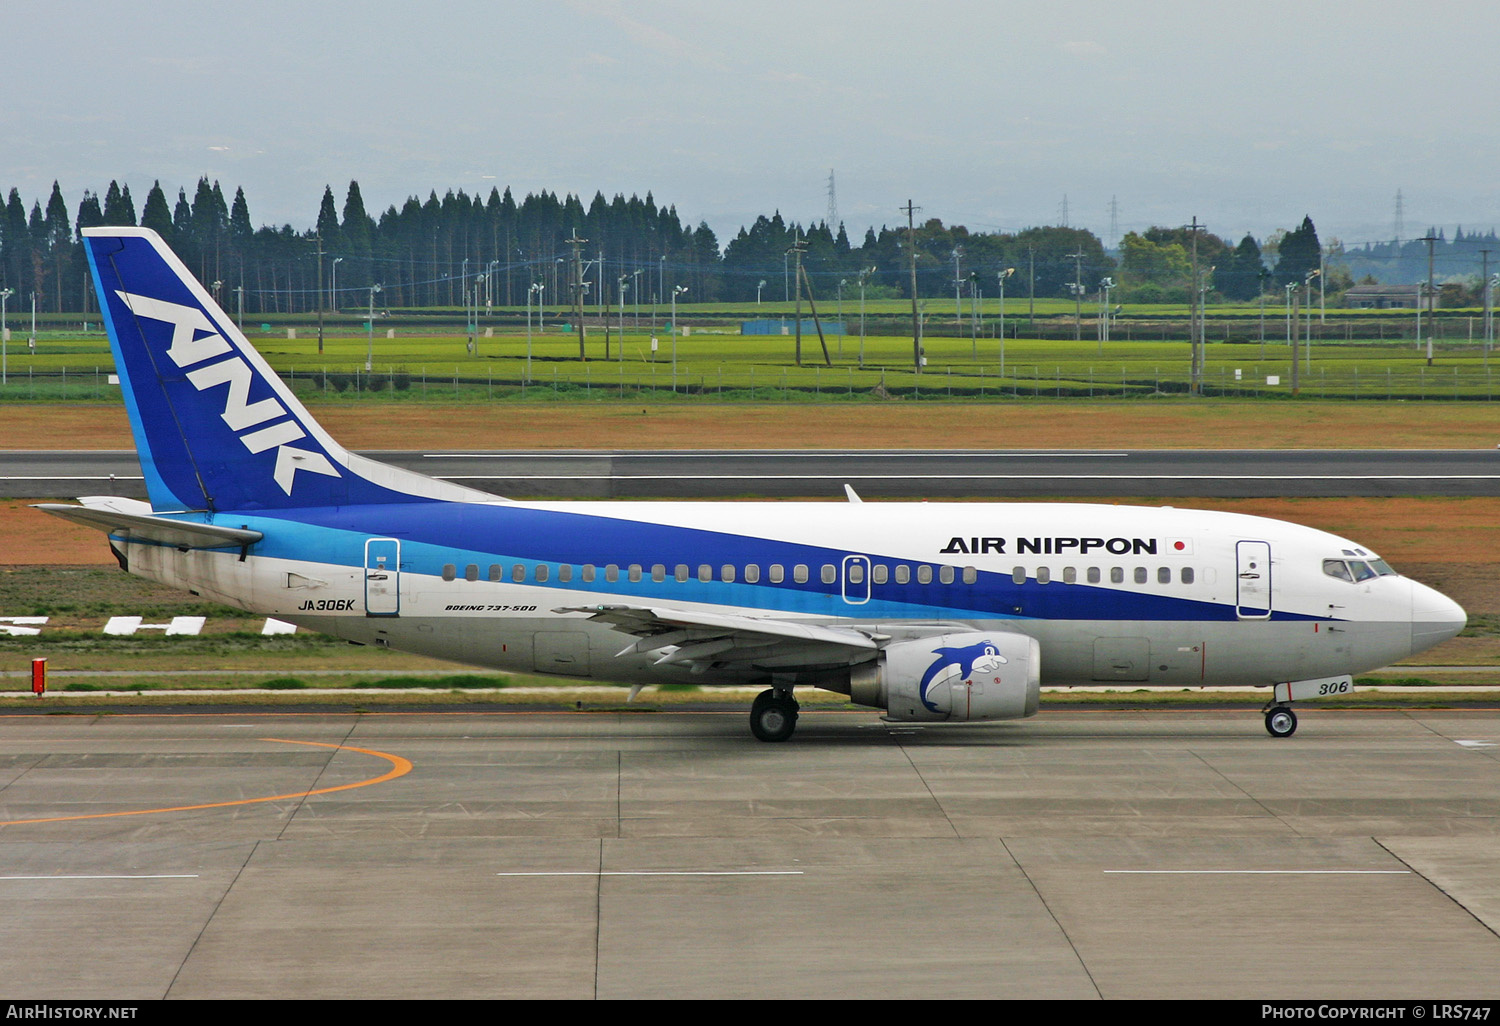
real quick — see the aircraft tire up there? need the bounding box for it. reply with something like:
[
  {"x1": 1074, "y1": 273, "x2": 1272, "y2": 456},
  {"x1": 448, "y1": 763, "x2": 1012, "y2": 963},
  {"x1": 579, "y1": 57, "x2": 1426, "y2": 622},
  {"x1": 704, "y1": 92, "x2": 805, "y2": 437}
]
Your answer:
[
  {"x1": 750, "y1": 689, "x2": 799, "y2": 742},
  {"x1": 1265, "y1": 706, "x2": 1298, "y2": 738}
]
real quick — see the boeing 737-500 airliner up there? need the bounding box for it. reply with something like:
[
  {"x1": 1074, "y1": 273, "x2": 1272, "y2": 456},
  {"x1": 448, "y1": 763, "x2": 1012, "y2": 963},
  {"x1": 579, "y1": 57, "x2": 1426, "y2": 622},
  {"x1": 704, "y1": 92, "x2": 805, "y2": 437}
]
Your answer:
[{"x1": 40, "y1": 227, "x2": 1467, "y2": 740}]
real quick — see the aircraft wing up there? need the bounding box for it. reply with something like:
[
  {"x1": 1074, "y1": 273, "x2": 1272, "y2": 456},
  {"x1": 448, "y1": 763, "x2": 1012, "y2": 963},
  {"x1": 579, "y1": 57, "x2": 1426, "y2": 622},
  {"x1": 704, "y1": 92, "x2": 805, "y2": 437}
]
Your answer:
[
  {"x1": 34, "y1": 501, "x2": 263, "y2": 550},
  {"x1": 553, "y1": 603, "x2": 881, "y2": 670}
]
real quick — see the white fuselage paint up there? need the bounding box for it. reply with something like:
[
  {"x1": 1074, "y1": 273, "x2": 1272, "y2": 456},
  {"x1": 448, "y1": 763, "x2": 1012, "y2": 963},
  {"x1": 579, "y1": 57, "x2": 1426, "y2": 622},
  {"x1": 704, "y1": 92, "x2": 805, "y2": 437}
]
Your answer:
[{"x1": 115, "y1": 500, "x2": 1455, "y2": 692}]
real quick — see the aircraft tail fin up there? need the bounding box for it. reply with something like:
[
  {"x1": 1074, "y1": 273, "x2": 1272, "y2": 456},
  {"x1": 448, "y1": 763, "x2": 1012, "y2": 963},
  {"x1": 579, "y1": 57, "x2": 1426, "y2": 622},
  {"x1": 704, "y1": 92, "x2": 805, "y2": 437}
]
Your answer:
[{"x1": 83, "y1": 227, "x2": 490, "y2": 512}]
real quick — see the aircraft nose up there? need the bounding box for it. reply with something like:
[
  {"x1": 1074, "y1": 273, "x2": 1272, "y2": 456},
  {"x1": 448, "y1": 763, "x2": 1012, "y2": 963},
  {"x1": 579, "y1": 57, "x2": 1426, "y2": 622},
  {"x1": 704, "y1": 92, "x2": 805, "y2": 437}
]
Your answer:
[{"x1": 1410, "y1": 579, "x2": 1466, "y2": 657}]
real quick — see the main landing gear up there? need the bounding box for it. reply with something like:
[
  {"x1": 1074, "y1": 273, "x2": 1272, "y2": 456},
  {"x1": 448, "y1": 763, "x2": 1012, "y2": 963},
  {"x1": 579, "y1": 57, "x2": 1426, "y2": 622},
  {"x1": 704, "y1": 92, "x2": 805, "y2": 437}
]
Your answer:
[
  {"x1": 1263, "y1": 703, "x2": 1298, "y2": 738},
  {"x1": 750, "y1": 688, "x2": 800, "y2": 742}
]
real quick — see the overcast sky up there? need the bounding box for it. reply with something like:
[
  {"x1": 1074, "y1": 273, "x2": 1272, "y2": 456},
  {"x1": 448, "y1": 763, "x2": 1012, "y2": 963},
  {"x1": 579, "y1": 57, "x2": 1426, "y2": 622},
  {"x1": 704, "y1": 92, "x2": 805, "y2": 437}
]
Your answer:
[{"x1": 5, "y1": 0, "x2": 1496, "y2": 250}]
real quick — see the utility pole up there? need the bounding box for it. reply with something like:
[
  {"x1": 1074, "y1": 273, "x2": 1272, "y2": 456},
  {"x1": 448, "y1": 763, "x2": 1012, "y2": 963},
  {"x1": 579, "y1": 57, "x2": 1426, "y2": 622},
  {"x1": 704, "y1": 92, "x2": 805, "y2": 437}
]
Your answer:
[
  {"x1": 1481, "y1": 249, "x2": 1492, "y2": 356},
  {"x1": 788, "y1": 235, "x2": 806, "y2": 366},
  {"x1": 1067, "y1": 251, "x2": 1085, "y2": 342},
  {"x1": 903, "y1": 200, "x2": 922, "y2": 375},
  {"x1": 315, "y1": 231, "x2": 325, "y2": 355},
  {"x1": 567, "y1": 230, "x2": 588, "y2": 360},
  {"x1": 1422, "y1": 233, "x2": 1438, "y2": 365},
  {"x1": 1028, "y1": 247, "x2": 1035, "y2": 326},
  {"x1": 1185, "y1": 216, "x2": 1205, "y2": 395}
]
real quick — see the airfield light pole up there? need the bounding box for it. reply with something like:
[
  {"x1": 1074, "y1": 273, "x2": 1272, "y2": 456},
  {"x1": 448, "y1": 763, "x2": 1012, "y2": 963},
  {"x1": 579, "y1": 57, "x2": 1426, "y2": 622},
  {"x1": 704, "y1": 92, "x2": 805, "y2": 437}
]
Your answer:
[
  {"x1": 997, "y1": 268, "x2": 1014, "y2": 377},
  {"x1": 1099, "y1": 277, "x2": 1115, "y2": 352},
  {"x1": 952, "y1": 247, "x2": 964, "y2": 324},
  {"x1": 631, "y1": 269, "x2": 644, "y2": 330},
  {"x1": 857, "y1": 266, "x2": 875, "y2": 369},
  {"x1": 527, "y1": 282, "x2": 543, "y2": 383},
  {"x1": 968, "y1": 273, "x2": 979, "y2": 357},
  {"x1": 618, "y1": 275, "x2": 629, "y2": 362},
  {"x1": 1067, "y1": 251, "x2": 1085, "y2": 342},
  {"x1": 0, "y1": 287, "x2": 12, "y2": 385},
  {"x1": 365, "y1": 284, "x2": 382, "y2": 373},
  {"x1": 1290, "y1": 282, "x2": 1300, "y2": 395},
  {"x1": 234, "y1": 285, "x2": 244, "y2": 331},
  {"x1": 1304, "y1": 269, "x2": 1320, "y2": 373},
  {"x1": 757, "y1": 279, "x2": 766, "y2": 306},
  {"x1": 671, "y1": 285, "x2": 687, "y2": 392},
  {"x1": 838, "y1": 279, "x2": 847, "y2": 358},
  {"x1": 331, "y1": 256, "x2": 343, "y2": 312}
]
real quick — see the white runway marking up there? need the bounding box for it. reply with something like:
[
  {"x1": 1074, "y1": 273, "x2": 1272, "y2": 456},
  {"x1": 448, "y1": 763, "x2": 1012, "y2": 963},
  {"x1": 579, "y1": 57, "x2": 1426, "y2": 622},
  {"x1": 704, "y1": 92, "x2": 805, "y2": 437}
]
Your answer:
[
  {"x1": 0, "y1": 874, "x2": 200, "y2": 880},
  {"x1": 495, "y1": 870, "x2": 803, "y2": 877},
  {"x1": 1104, "y1": 870, "x2": 1410, "y2": 875}
]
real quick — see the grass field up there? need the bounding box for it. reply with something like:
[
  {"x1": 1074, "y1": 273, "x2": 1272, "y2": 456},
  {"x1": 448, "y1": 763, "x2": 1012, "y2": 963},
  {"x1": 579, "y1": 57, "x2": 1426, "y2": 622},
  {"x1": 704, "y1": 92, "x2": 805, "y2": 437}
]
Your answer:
[{"x1": 6, "y1": 326, "x2": 1500, "y2": 402}]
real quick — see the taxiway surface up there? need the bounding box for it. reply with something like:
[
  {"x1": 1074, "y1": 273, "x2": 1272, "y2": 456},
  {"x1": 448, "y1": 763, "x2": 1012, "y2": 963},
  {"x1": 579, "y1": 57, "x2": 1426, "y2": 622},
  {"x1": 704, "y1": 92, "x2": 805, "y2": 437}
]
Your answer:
[
  {"x1": 5, "y1": 448, "x2": 1500, "y2": 499},
  {"x1": 3, "y1": 708, "x2": 1498, "y2": 999}
]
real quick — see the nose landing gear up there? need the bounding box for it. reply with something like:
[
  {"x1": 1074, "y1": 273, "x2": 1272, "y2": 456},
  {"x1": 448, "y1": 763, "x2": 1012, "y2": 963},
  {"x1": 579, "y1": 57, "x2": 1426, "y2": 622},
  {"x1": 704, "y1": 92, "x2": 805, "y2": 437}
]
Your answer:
[{"x1": 1263, "y1": 703, "x2": 1298, "y2": 738}]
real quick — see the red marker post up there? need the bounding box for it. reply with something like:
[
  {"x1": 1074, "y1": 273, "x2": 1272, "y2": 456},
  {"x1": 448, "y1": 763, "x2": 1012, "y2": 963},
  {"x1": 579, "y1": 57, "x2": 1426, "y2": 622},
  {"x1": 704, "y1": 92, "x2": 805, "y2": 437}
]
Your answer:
[{"x1": 31, "y1": 657, "x2": 45, "y2": 697}]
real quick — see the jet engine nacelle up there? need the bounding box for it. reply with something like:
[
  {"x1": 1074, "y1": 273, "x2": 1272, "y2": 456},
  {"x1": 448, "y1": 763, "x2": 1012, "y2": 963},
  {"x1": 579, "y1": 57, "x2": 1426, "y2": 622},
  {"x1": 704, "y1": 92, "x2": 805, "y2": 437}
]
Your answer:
[{"x1": 850, "y1": 631, "x2": 1040, "y2": 723}]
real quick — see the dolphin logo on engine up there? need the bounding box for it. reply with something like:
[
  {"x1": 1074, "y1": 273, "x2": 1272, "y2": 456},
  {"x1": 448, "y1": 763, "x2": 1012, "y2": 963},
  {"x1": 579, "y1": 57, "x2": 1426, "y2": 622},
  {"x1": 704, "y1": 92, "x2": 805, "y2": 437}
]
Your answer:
[{"x1": 918, "y1": 640, "x2": 1009, "y2": 712}]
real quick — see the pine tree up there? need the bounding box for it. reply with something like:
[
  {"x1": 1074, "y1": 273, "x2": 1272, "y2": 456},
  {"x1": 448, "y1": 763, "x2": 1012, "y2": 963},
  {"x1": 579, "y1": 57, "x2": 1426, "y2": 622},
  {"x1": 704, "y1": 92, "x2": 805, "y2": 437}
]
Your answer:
[
  {"x1": 141, "y1": 181, "x2": 172, "y2": 236},
  {"x1": 1275, "y1": 216, "x2": 1321, "y2": 287}
]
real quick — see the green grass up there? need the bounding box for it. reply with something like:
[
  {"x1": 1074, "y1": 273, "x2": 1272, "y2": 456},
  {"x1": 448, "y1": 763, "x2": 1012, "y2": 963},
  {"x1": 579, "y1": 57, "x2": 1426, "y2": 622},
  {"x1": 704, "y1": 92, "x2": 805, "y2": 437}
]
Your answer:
[{"x1": 11, "y1": 327, "x2": 1500, "y2": 402}]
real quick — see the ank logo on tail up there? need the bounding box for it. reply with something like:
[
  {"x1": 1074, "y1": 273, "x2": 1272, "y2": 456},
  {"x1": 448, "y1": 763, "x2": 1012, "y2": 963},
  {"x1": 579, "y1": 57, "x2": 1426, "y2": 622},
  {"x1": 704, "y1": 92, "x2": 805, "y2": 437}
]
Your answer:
[{"x1": 115, "y1": 290, "x2": 339, "y2": 496}]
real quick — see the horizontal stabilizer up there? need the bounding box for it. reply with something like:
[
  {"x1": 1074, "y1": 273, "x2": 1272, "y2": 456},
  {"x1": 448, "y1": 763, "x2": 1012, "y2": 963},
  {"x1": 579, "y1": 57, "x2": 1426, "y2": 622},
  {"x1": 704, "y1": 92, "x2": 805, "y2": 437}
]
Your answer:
[{"x1": 34, "y1": 502, "x2": 262, "y2": 549}]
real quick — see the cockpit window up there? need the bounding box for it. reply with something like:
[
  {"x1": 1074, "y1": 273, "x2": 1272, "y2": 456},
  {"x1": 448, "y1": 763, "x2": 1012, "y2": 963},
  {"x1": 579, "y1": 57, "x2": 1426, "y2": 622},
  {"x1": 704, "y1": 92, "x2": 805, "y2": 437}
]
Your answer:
[
  {"x1": 1325, "y1": 557, "x2": 1398, "y2": 582},
  {"x1": 1322, "y1": 559, "x2": 1354, "y2": 582}
]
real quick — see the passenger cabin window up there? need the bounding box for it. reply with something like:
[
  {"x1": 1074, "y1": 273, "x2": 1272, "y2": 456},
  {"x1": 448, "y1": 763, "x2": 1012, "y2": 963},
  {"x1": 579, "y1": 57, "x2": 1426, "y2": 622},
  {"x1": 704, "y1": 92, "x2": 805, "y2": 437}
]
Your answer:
[
  {"x1": 512, "y1": 564, "x2": 526, "y2": 583},
  {"x1": 557, "y1": 565, "x2": 572, "y2": 583},
  {"x1": 582, "y1": 564, "x2": 597, "y2": 583},
  {"x1": 1134, "y1": 567, "x2": 1148, "y2": 585},
  {"x1": 769, "y1": 564, "x2": 784, "y2": 584},
  {"x1": 698, "y1": 565, "x2": 712, "y2": 583},
  {"x1": 1063, "y1": 566, "x2": 1077, "y2": 584},
  {"x1": 794, "y1": 564, "x2": 809, "y2": 584},
  {"x1": 872, "y1": 565, "x2": 888, "y2": 585},
  {"x1": 917, "y1": 565, "x2": 933, "y2": 585},
  {"x1": 536, "y1": 565, "x2": 550, "y2": 583},
  {"x1": 1180, "y1": 567, "x2": 1194, "y2": 585},
  {"x1": 939, "y1": 565, "x2": 954, "y2": 585},
  {"x1": 895, "y1": 565, "x2": 911, "y2": 585},
  {"x1": 721, "y1": 564, "x2": 736, "y2": 583},
  {"x1": 442, "y1": 564, "x2": 457, "y2": 582},
  {"x1": 489, "y1": 564, "x2": 503, "y2": 582},
  {"x1": 1157, "y1": 567, "x2": 1171, "y2": 585},
  {"x1": 628, "y1": 564, "x2": 642, "y2": 582},
  {"x1": 674, "y1": 564, "x2": 689, "y2": 582},
  {"x1": 848, "y1": 562, "x2": 865, "y2": 584},
  {"x1": 823, "y1": 564, "x2": 838, "y2": 584},
  {"x1": 745, "y1": 565, "x2": 761, "y2": 583},
  {"x1": 963, "y1": 566, "x2": 977, "y2": 585},
  {"x1": 651, "y1": 564, "x2": 665, "y2": 582},
  {"x1": 1012, "y1": 567, "x2": 1026, "y2": 585},
  {"x1": 1087, "y1": 567, "x2": 1101, "y2": 584},
  {"x1": 1110, "y1": 567, "x2": 1124, "y2": 584},
  {"x1": 1036, "y1": 567, "x2": 1051, "y2": 585},
  {"x1": 605, "y1": 564, "x2": 619, "y2": 583}
]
